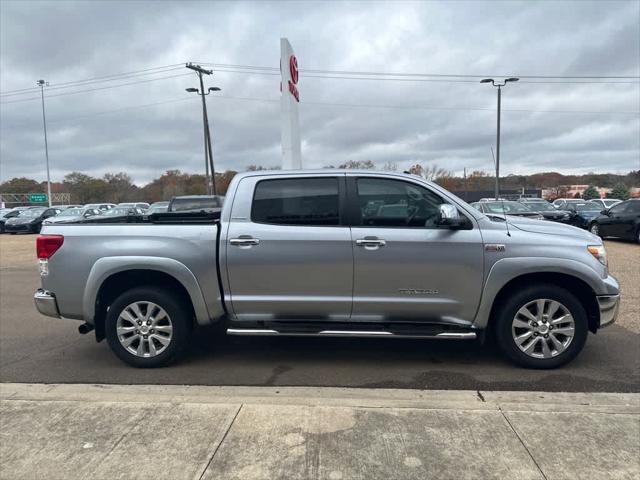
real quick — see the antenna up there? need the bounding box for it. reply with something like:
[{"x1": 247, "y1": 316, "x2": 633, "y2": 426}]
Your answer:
[{"x1": 501, "y1": 196, "x2": 511, "y2": 237}]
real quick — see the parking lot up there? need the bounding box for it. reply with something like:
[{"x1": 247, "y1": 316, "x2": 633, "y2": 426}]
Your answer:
[{"x1": 1, "y1": 234, "x2": 638, "y2": 392}]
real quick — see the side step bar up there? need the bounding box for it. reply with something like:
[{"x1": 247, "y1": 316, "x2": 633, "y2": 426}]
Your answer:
[{"x1": 226, "y1": 328, "x2": 476, "y2": 340}]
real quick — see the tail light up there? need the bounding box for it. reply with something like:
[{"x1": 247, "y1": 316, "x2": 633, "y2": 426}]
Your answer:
[{"x1": 37, "y1": 235, "x2": 64, "y2": 259}]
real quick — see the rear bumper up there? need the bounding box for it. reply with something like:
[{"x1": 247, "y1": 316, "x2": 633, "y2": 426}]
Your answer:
[
  {"x1": 597, "y1": 294, "x2": 620, "y2": 328},
  {"x1": 34, "y1": 289, "x2": 61, "y2": 318}
]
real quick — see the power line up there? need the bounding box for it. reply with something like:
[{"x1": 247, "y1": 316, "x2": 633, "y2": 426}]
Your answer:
[
  {"x1": 200, "y1": 62, "x2": 639, "y2": 80},
  {"x1": 0, "y1": 73, "x2": 192, "y2": 105},
  {"x1": 207, "y1": 94, "x2": 639, "y2": 115},
  {"x1": 0, "y1": 63, "x2": 185, "y2": 95},
  {"x1": 211, "y1": 68, "x2": 639, "y2": 84},
  {"x1": 0, "y1": 66, "x2": 185, "y2": 98}
]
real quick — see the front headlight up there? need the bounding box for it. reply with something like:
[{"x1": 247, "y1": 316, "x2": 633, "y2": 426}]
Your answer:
[{"x1": 588, "y1": 245, "x2": 607, "y2": 267}]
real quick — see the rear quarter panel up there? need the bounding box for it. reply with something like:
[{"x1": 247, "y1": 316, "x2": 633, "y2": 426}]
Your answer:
[{"x1": 40, "y1": 223, "x2": 221, "y2": 324}]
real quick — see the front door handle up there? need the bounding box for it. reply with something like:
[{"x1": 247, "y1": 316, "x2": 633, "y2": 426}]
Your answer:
[
  {"x1": 356, "y1": 237, "x2": 386, "y2": 247},
  {"x1": 230, "y1": 236, "x2": 260, "y2": 246}
]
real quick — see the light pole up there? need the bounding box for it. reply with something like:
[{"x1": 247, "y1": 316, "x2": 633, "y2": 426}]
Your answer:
[
  {"x1": 186, "y1": 85, "x2": 221, "y2": 195},
  {"x1": 480, "y1": 77, "x2": 519, "y2": 200},
  {"x1": 37, "y1": 79, "x2": 52, "y2": 206}
]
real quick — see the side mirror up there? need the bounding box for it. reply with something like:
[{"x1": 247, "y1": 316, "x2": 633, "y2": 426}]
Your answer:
[
  {"x1": 436, "y1": 204, "x2": 468, "y2": 229},
  {"x1": 600, "y1": 209, "x2": 609, "y2": 215}
]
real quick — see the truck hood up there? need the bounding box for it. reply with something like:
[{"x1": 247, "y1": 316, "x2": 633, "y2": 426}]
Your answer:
[{"x1": 508, "y1": 216, "x2": 600, "y2": 242}]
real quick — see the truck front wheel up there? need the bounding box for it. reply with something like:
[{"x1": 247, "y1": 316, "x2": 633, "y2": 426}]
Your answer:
[
  {"x1": 494, "y1": 285, "x2": 589, "y2": 369},
  {"x1": 105, "y1": 287, "x2": 192, "y2": 368}
]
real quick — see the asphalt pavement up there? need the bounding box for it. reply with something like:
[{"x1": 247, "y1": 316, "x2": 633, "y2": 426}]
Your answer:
[{"x1": 1, "y1": 265, "x2": 639, "y2": 392}]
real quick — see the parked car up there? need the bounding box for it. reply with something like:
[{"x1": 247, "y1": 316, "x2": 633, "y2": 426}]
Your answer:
[
  {"x1": 588, "y1": 199, "x2": 622, "y2": 210},
  {"x1": 552, "y1": 198, "x2": 583, "y2": 209},
  {"x1": 168, "y1": 195, "x2": 224, "y2": 213},
  {"x1": 4, "y1": 207, "x2": 61, "y2": 233},
  {"x1": 147, "y1": 201, "x2": 169, "y2": 214},
  {"x1": 0, "y1": 208, "x2": 26, "y2": 233},
  {"x1": 565, "y1": 202, "x2": 603, "y2": 229},
  {"x1": 470, "y1": 201, "x2": 544, "y2": 219},
  {"x1": 517, "y1": 199, "x2": 571, "y2": 222},
  {"x1": 43, "y1": 207, "x2": 102, "y2": 225},
  {"x1": 588, "y1": 199, "x2": 640, "y2": 242},
  {"x1": 118, "y1": 202, "x2": 150, "y2": 211},
  {"x1": 84, "y1": 203, "x2": 116, "y2": 211},
  {"x1": 35, "y1": 170, "x2": 619, "y2": 370}
]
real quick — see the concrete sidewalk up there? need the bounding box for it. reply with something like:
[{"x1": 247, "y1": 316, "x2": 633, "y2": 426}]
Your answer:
[{"x1": 1, "y1": 384, "x2": 638, "y2": 480}]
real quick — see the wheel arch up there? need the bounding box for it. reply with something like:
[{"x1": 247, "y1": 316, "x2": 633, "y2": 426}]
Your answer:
[
  {"x1": 474, "y1": 258, "x2": 603, "y2": 333},
  {"x1": 488, "y1": 272, "x2": 600, "y2": 334},
  {"x1": 85, "y1": 257, "x2": 213, "y2": 342}
]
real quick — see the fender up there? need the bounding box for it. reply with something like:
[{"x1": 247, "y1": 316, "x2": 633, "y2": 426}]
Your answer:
[
  {"x1": 473, "y1": 257, "x2": 607, "y2": 328},
  {"x1": 83, "y1": 256, "x2": 212, "y2": 326}
]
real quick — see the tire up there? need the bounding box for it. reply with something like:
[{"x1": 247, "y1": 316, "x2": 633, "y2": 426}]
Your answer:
[
  {"x1": 494, "y1": 285, "x2": 588, "y2": 369},
  {"x1": 105, "y1": 287, "x2": 192, "y2": 368},
  {"x1": 635, "y1": 226, "x2": 640, "y2": 244},
  {"x1": 588, "y1": 222, "x2": 600, "y2": 237}
]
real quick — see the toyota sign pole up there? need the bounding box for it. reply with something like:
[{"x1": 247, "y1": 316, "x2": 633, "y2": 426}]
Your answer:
[{"x1": 280, "y1": 38, "x2": 302, "y2": 169}]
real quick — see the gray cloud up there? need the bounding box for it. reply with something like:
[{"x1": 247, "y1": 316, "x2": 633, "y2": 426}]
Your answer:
[{"x1": 1, "y1": 0, "x2": 638, "y2": 185}]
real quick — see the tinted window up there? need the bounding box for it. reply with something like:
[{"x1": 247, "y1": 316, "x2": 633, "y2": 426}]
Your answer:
[
  {"x1": 355, "y1": 178, "x2": 444, "y2": 227},
  {"x1": 627, "y1": 201, "x2": 640, "y2": 213},
  {"x1": 252, "y1": 178, "x2": 340, "y2": 226},
  {"x1": 484, "y1": 202, "x2": 530, "y2": 213}
]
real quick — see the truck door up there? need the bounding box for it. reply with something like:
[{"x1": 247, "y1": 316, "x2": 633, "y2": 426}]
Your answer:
[
  {"x1": 225, "y1": 175, "x2": 353, "y2": 322},
  {"x1": 348, "y1": 176, "x2": 484, "y2": 324}
]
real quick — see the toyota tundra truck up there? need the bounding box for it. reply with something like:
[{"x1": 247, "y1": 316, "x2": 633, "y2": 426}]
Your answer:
[{"x1": 34, "y1": 170, "x2": 620, "y2": 368}]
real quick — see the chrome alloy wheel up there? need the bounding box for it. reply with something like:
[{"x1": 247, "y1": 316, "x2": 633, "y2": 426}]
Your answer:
[
  {"x1": 589, "y1": 224, "x2": 599, "y2": 236},
  {"x1": 116, "y1": 301, "x2": 173, "y2": 357},
  {"x1": 511, "y1": 299, "x2": 575, "y2": 359}
]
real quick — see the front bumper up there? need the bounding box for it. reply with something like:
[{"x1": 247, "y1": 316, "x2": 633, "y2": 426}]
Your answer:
[
  {"x1": 34, "y1": 289, "x2": 61, "y2": 318},
  {"x1": 597, "y1": 294, "x2": 620, "y2": 328},
  {"x1": 5, "y1": 223, "x2": 34, "y2": 233}
]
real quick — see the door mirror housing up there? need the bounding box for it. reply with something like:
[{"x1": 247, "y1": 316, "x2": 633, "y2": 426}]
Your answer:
[
  {"x1": 436, "y1": 204, "x2": 469, "y2": 229},
  {"x1": 601, "y1": 209, "x2": 609, "y2": 215}
]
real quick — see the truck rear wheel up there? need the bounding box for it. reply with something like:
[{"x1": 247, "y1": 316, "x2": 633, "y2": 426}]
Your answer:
[
  {"x1": 494, "y1": 285, "x2": 588, "y2": 369},
  {"x1": 105, "y1": 287, "x2": 192, "y2": 368}
]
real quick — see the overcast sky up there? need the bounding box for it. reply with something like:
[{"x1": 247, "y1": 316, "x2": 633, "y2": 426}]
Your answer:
[{"x1": 1, "y1": 0, "x2": 639, "y2": 185}]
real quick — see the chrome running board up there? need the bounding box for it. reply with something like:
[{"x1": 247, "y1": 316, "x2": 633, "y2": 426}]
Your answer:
[{"x1": 226, "y1": 328, "x2": 476, "y2": 340}]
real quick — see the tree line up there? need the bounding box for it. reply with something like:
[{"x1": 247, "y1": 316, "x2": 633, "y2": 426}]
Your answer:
[{"x1": 1, "y1": 164, "x2": 638, "y2": 204}]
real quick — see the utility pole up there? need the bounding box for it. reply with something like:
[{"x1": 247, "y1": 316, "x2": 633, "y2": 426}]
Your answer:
[
  {"x1": 185, "y1": 63, "x2": 217, "y2": 195},
  {"x1": 37, "y1": 80, "x2": 52, "y2": 207},
  {"x1": 480, "y1": 77, "x2": 519, "y2": 200}
]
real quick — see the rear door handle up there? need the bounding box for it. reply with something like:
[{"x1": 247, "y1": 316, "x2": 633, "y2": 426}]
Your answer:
[
  {"x1": 356, "y1": 238, "x2": 386, "y2": 247},
  {"x1": 230, "y1": 236, "x2": 260, "y2": 246}
]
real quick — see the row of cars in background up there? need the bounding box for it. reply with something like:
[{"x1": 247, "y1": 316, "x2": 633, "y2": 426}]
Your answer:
[
  {"x1": 0, "y1": 195, "x2": 224, "y2": 234},
  {"x1": 471, "y1": 197, "x2": 640, "y2": 243}
]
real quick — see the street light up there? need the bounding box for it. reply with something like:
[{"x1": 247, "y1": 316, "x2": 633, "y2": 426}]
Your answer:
[
  {"x1": 481, "y1": 77, "x2": 519, "y2": 200},
  {"x1": 37, "y1": 79, "x2": 52, "y2": 207},
  {"x1": 185, "y1": 85, "x2": 221, "y2": 195}
]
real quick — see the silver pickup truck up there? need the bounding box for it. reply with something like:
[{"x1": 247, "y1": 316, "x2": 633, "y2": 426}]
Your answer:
[{"x1": 34, "y1": 170, "x2": 620, "y2": 369}]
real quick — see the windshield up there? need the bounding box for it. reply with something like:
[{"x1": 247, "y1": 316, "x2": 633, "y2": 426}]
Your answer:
[
  {"x1": 102, "y1": 208, "x2": 133, "y2": 216},
  {"x1": 525, "y1": 202, "x2": 555, "y2": 211},
  {"x1": 148, "y1": 205, "x2": 168, "y2": 213},
  {"x1": 484, "y1": 202, "x2": 531, "y2": 214},
  {"x1": 575, "y1": 203, "x2": 601, "y2": 212},
  {"x1": 58, "y1": 208, "x2": 83, "y2": 216},
  {"x1": 18, "y1": 208, "x2": 46, "y2": 218}
]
